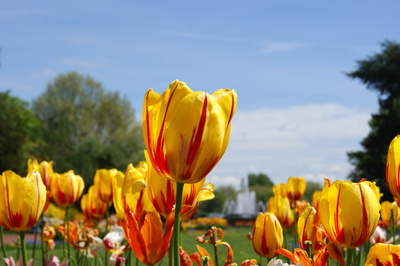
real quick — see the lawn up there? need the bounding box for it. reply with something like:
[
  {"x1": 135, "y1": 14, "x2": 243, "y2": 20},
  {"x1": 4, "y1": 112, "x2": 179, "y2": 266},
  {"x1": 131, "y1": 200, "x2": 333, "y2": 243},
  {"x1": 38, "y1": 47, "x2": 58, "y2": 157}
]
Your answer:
[
  {"x1": 2, "y1": 227, "x2": 259, "y2": 265},
  {"x1": 2, "y1": 227, "x2": 367, "y2": 265}
]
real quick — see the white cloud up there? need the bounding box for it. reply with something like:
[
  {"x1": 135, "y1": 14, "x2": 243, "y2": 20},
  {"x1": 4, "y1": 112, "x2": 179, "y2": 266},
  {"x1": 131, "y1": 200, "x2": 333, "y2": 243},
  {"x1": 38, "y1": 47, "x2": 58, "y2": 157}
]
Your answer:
[
  {"x1": 261, "y1": 42, "x2": 306, "y2": 53},
  {"x1": 208, "y1": 103, "x2": 371, "y2": 188}
]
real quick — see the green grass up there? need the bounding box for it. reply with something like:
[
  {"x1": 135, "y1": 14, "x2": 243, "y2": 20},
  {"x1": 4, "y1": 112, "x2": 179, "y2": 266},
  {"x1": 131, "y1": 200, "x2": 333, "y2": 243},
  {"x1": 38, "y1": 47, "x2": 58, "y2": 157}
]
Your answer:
[
  {"x1": 1, "y1": 227, "x2": 258, "y2": 266},
  {"x1": 1, "y1": 227, "x2": 370, "y2": 265}
]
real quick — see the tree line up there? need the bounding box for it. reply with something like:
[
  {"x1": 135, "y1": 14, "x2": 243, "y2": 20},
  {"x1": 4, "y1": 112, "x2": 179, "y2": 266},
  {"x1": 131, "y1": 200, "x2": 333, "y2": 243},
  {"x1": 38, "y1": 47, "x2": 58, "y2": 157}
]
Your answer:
[{"x1": 0, "y1": 72, "x2": 144, "y2": 185}]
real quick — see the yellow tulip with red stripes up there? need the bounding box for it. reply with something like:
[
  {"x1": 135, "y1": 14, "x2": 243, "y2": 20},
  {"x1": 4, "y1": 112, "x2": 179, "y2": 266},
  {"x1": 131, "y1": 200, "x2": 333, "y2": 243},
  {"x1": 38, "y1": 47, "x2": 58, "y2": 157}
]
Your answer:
[
  {"x1": 50, "y1": 170, "x2": 84, "y2": 207},
  {"x1": 143, "y1": 80, "x2": 237, "y2": 184},
  {"x1": 386, "y1": 135, "x2": 400, "y2": 200},
  {"x1": 252, "y1": 212, "x2": 283, "y2": 259},
  {"x1": 0, "y1": 170, "x2": 46, "y2": 231},
  {"x1": 319, "y1": 179, "x2": 380, "y2": 248}
]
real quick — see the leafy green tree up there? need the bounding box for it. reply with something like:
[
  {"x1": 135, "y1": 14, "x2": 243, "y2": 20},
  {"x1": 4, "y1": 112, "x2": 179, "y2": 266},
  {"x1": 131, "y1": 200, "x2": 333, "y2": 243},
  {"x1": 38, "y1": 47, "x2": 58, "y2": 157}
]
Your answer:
[
  {"x1": 248, "y1": 173, "x2": 274, "y2": 187},
  {"x1": 249, "y1": 185, "x2": 273, "y2": 204},
  {"x1": 33, "y1": 72, "x2": 144, "y2": 184},
  {"x1": 302, "y1": 181, "x2": 323, "y2": 203},
  {"x1": 347, "y1": 40, "x2": 400, "y2": 201},
  {"x1": 0, "y1": 91, "x2": 42, "y2": 175},
  {"x1": 197, "y1": 185, "x2": 238, "y2": 214}
]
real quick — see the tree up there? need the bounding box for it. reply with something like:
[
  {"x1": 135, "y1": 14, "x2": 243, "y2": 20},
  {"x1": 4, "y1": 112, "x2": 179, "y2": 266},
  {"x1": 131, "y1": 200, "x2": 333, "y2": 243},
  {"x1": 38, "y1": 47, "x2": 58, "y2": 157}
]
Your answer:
[
  {"x1": 347, "y1": 40, "x2": 400, "y2": 201},
  {"x1": 33, "y1": 72, "x2": 144, "y2": 184},
  {"x1": 0, "y1": 91, "x2": 42, "y2": 175},
  {"x1": 248, "y1": 173, "x2": 274, "y2": 187},
  {"x1": 197, "y1": 185, "x2": 238, "y2": 214}
]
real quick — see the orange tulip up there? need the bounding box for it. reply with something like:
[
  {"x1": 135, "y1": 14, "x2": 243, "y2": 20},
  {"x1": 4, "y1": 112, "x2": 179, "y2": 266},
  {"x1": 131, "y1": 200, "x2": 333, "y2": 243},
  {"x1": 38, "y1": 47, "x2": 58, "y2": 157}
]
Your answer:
[
  {"x1": 81, "y1": 185, "x2": 108, "y2": 220},
  {"x1": 142, "y1": 80, "x2": 237, "y2": 184},
  {"x1": 319, "y1": 179, "x2": 381, "y2": 248},
  {"x1": 122, "y1": 209, "x2": 174, "y2": 265},
  {"x1": 146, "y1": 155, "x2": 215, "y2": 221},
  {"x1": 365, "y1": 243, "x2": 400, "y2": 265},
  {"x1": 112, "y1": 163, "x2": 151, "y2": 221},
  {"x1": 94, "y1": 168, "x2": 119, "y2": 204},
  {"x1": 386, "y1": 135, "x2": 400, "y2": 200},
  {"x1": 276, "y1": 246, "x2": 332, "y2": 266},
  {"x1": 286, "y1": 176, "x2": 306, "y2": 203},
  {"x1": 0, "y1": 170, "x2": 46, "y2": 231},
  {"x1": 252, "y1": 212, "x2": 283, "y2": 258},
  {"x1": 51, "y1": 170, "x2": 84, "y2": 207}
]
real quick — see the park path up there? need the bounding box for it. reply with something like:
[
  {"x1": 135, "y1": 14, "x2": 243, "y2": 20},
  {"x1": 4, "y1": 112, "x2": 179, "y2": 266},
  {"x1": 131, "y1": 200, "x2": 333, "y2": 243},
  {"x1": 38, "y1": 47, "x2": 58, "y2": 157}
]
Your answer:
[{"x1": 2, "y1": 234, "x2": 37, "y2": 245}]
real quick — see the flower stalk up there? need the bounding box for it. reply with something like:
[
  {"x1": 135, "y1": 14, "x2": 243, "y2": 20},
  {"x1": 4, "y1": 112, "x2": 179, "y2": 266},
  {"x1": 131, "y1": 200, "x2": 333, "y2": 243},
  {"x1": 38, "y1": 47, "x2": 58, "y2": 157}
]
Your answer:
[
  {"x1": 20, "y1": 231, "x2": 28, "y2": 266},
  {"x1": 173, "y1": 182, "x2": 184, "y2": 266},
  {"x1": 0, "y1": 225, "x2": 7, "y2": 258}
]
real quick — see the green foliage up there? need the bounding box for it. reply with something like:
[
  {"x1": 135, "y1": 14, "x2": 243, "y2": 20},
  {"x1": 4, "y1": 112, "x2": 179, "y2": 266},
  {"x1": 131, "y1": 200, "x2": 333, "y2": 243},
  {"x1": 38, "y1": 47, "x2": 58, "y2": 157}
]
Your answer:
[
  {"x1": 249, "y1": 185, "x2": 273, "y2": 204},
  {"x1": 302, "y1": 181, "x2": 322, "y2": 202},
  {"x1": 32, "y1": 72, "x2": 144, "y2": 184},
  {"x1": 347, "y1": 40, "x2": 400, "y2": 201},
  {"x1": 216, "y1": 185, "x2": 238, "y2": 201},
  {"x1": 248, "y1": 172, "x2": 274, "y2": 187},
  {"x1": 197, "y1": 190, "x2": 226, "y2": 214},
  {"x1": 0, "y1": 91, "x2": 42, "y2": 175}
]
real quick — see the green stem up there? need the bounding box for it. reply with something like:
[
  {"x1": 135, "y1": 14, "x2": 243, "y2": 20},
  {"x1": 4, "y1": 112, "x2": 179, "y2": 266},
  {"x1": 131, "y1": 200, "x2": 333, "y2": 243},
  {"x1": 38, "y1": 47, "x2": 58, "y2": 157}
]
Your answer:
[
  {"x1": 391, "y1": 208, "x2": 396, "y2": 244},
  {"x1": 346, "y1": 248, "x2": 354, "y2": 266},
  {"x1": 173, "y1": 182, "x2": 184, "y2": 266},
  {"x1": 31, "y1": 223, "x2": 38, "y2": 261},
  {"x1": 20, "y1": 231, "x2": 27, "y2": 266},
  {"x1": 104, "y1": 208, "x2": 109, "y2": 266},
  {"x1": 66, "y1": 207, "x2": 71, "y2": 260},
  {"x1": 63, "y1": 210, "x2": 67, "y2": 259},
  {"x1": 0, "y1": 225, "x2": 7, "y2": 258},
  {"x1": 283, "y1": 227, "x2": 288, "y2": 249},
  {"x1": 212, "y1": 228, "x2": 219, "y2": 266},
  {"x1": 40, "y1": 215, "x2": 46, "y2": 265}
]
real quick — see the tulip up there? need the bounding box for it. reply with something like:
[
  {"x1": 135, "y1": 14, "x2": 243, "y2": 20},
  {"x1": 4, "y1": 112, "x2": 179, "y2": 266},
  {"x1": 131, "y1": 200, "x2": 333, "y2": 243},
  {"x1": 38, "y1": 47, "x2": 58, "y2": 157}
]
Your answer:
[
  {"x1": 103, "y1": 225, "x2": 126, "y2": 254},
  {"x1": 28, "y1": 159, "x2": 54, "y2": 189},
  {"x1": 112, "y1": 163, "x2": 151, "y2": 221},
  {"x1": 272, "y1": 183, "x2": 287, "y2": 198},
  {"x1": 252, "y1": 212, "x2": 283, "y2": 259},
  {"x1": 319, "y1": 179, "x2": 381, "y2": 248},
  {"x1": 276, "y1": 247, "x2": 331, "y2": 266},
  {"x1": 143, "y1": 80, "x2": 237, "y2": 266},
  {"x1": 0, "y1": 170, "x2": 47, "y2": 266},
  {"x1": 386, "y1": 135, "x2": 400, "y2": 200},
  {"x1": 142, "y1": 80, "x2": 237, "y2": 184},
  {"x1": 267, "y1": 196, "x2": 292, "y2": 228},
  {"x1": 370, "y1": 225, "x2": 387, "y2": 245},
  {"x1": 311, "y1": 191, "x2": 321, "y2": 209},
  {"x1": 286, "y1": 176, "x2": 306, "y2": 203},
  {"x1": 380, "y1": 201, "x2": 400, "y2": 228},
  {"x1": 94, "y1": 169, "x2": 119, "y2": 204},
  {"x1": 81, "y1": 185, "x2": 108, "y2": 220},
  {"x1": 297, "y1": 205, "x2": 325, "y2": 254},
  {"x1": 0, "y1": 170, "x2": 46, "y2": 231},
  {"x1": 51, "y1": 170, "x2": 84, "y2": 207},
  {"x1": 122, "y1": 209, "x2": 174, "y2": 266},
  {"x1": 364, "y1": 243, "x2": 400, "y2": 265},
  {"x1": 146, "y1": 154, "x2": 215, "y2": 221}
]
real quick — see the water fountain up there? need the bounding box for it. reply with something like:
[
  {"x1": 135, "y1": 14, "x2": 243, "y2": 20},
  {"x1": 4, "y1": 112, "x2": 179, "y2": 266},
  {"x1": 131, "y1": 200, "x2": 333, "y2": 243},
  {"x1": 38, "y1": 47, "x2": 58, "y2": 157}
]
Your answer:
[{"x1": 223, "y1": 176, "x2": 263, "y2": 226}]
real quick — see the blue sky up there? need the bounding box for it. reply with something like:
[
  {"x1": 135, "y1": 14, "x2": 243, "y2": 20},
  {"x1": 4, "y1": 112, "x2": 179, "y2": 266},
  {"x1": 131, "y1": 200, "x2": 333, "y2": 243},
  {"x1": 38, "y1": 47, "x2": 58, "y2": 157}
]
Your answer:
[{"x1": 1, "y1": 1, "x2": 399, "y2": 188}]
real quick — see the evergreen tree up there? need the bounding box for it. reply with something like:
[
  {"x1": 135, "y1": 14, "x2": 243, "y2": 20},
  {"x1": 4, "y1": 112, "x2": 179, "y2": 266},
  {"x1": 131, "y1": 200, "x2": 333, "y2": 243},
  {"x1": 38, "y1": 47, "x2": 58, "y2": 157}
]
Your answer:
[{"x1": 347, "y1": 40, "x2": 400, "y2": 201}]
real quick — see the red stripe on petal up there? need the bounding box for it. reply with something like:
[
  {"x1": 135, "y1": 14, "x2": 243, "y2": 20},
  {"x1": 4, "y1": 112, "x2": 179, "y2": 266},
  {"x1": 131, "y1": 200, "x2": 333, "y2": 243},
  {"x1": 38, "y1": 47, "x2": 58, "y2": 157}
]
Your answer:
[{"x1": 181, "y1": 93, "x2": 208, "y2": 179}]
